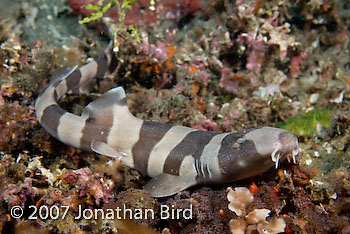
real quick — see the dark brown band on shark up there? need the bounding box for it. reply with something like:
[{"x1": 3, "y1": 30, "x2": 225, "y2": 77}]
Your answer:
[
  {"x1": 80, "y1": 121, "x2": 111, "y2": 151},
  {"x1": 132, "y1": 121, "x2": 173, "y2": 175},
  {"x1": 80, "y1": 99, "x2": 117, "y2": 149},
  {"x1": 53, "y1": 89, "x2": 59, "y2": 101},
  {"x1": 96, "y1": 54, "x2": 109, "y2": 78},
  {"x1": 217, "y1": 132, "x2": 255, "y2": 176},
  {"x1": 108, "y1": 51, "x2": 118, "y2": 74},
  {"x1": 163, "y1": 130, "x2": 217, "y2": 176},
  {"x1": 40, "y1": 104, "x2": 66, "y2": 138},
  {"x1": 65, "y1": 70, "x2": 82, "y2": 92}
]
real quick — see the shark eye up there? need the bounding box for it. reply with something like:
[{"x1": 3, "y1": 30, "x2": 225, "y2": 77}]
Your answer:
[
  {"x1": 232, "y1": 138, "x2": 245, "y2": 150},
  {"x1": 237, "y1": 138, "x2": 245, "y2": 144}
]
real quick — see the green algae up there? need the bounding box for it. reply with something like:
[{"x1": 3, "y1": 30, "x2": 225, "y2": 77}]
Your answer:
[{"x1": 276, "y1": 109, "x2": 334, "y2": 137}]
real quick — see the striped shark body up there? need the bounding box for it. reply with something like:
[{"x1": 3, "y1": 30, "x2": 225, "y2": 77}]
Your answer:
[{"x1": 35, "y1": 42, "x2": 300, "y2": 197}]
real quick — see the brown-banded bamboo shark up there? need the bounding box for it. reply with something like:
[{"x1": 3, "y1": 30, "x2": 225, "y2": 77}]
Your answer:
[{"x1": 35, "y1": 42, "x2": 300, "y2": 197}]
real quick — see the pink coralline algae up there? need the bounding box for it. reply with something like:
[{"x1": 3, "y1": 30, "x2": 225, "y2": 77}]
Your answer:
[
  {"x1": 290, "y1": 52, "x2": 308, "y2": 78},
  {"x1": 220, "y1": 67, "x2": 240, "y2": 93},
  {"x1": 73, "y1": 168, "x2": 114, "y2": 205},
  {"x1": 141, "y1": 30, "x2": 177, "y2": 62},
  {"x1": 237, "y1": 36, "x2": 266, "y2": 75},
  {"x1": 3, "y1": 178, "x2": 37, "y2": 207},
  {"x1": 191, "y1": 118, "x2": 218, "y2": 132}
]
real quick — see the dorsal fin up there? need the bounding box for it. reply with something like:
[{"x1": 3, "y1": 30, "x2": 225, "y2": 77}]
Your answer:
[{"x1": 81, "y1": 86, "x2": 129, "y2": 120}]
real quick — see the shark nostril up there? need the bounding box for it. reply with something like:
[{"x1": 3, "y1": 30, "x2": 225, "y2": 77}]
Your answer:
[
  {"x1": 275, "y1": 152, "x2": 282, "y2": 169},
  {"x1": 292, "y1": 147, "x2": 300, "y2": 164},
  {"x1": 271, "y1": 142, "x2": 282, "y2": 161},
  {"x1": 270, "y1": 146, "x2": 282, "y2": 169}
]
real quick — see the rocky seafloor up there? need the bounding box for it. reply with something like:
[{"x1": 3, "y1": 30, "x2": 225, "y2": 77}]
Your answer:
[{"x1": 0, "y1": 0, "x2": 350, "y2": 233}]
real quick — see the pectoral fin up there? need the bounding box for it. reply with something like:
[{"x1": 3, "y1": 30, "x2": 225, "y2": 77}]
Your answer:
[
  {"x1": 91, "y1": 140, "x2": 134, "y2": 168},
  {"x1": 144, "y1": 173, "x2": 198, "y2": 197},
  {"x1": 91, "y1": 140, "x2": 122, "y2": 157}
]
